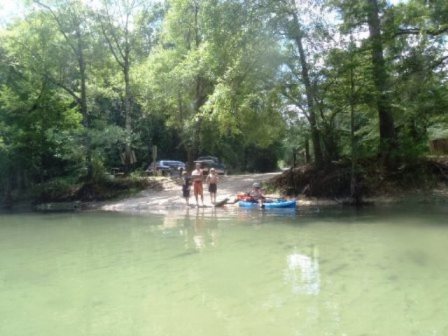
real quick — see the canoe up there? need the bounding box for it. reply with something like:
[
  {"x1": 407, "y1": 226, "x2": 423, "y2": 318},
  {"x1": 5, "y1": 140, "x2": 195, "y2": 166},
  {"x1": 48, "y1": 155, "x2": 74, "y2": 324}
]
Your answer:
[{"x1": 238, "y1": 199, "x2": 297, "y2": 209}]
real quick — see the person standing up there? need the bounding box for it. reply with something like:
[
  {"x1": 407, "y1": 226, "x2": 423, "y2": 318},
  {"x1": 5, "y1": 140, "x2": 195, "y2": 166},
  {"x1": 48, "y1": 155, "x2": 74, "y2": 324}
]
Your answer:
[
  {"x1": 191, "y1": 162, "x2": 204, "y2": 207},
  {"x1": 205, "y1": 168, "x2": 219, "y2": 204},
  {"x1": 181, "y1": 171, "x2": 191, "y2": 206}
]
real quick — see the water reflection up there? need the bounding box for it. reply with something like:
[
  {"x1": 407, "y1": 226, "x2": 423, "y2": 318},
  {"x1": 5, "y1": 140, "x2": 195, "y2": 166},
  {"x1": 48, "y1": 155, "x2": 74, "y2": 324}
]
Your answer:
[
  {"x1": 2, "y1": 209, "x2": 448, "y2": 336},
  {"x1": 284, "y1": 245, "x2": 320, "y2": 295},
  {"x1": 237, "y1": 207, "x2": 298, "y2": 220},
  {"x1": 185, "y1": 208, "x2": 219, "y2": 252},
  {"x1": 157, "y1": 207, "x2": 221, "y2": 252}
]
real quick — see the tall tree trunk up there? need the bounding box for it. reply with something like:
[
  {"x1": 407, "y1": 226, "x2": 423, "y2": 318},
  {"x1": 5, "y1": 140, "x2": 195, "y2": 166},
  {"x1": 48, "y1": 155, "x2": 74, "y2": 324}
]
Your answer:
[
  {"x1": 367, "y1": 0, "x2": 397, "y2": 165},
  {"x1": 123, "y1": 49, "x2": 133, "y2": 172},
  {"x1": 98, "y1": 6, "x2": 135, "y2": 173},
  {"x1": 76, "y1": 26, "x2": 93, "y2": 180},
  {"x1": 192, "y1": 78, "x2": 203, "y2": 160},
  {"x1": 191, "y1": 0, "x2": 204, "y2": 161},
  {"x1": 349, "y1": 46, "x2": 361, "y2": 205},
  {"x1": 305, "y1": 138, "x2": 311, "y2": 164},
  {"x1": 35, "y1": 0, "x2": 93, "y2": 180},
  {"x1": 3, "y1": 174, "x2": 13, "y2": 209},
  {"x1": 291, "y1": 12, "x2": 323, "y2": 168}
]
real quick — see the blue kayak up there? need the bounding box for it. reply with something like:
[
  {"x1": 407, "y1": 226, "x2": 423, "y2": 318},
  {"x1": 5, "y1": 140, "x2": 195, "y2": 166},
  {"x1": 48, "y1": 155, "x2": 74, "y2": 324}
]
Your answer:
[{"x1": 238, "y1": 199, "x2": 297, "y2": 209}]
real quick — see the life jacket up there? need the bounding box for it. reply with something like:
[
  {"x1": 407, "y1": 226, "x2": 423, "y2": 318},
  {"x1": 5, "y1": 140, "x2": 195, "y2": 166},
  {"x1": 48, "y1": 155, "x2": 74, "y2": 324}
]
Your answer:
[{"x1": 236, "y1": 192, "x2": 256, "y2": 202}]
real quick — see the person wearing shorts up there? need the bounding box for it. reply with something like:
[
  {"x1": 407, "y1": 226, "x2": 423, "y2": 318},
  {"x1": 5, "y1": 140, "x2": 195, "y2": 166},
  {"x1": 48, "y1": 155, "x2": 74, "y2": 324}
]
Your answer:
[
  {"x1": 206, "y1": 168, "x2": 219, "y2": 204},
  {"x1": 191, "y1": 163, "x2": 204, "y2": 206}
]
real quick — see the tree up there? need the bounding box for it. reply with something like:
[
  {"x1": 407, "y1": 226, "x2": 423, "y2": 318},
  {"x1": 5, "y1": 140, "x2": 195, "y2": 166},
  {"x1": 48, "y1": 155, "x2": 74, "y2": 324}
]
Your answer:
[
  {"x1": 366, "y1": 0, "x2": 397, "y2": 164},
  {"x1": 0, "y1": 16, "x2": 84, "y2": 198},
  {"x1": 96, "y1": 0, "x2": 153, "y2": 171},
  {"x1": 34, "y1": 0, "x2": 95, "y2": 178},
  {"x1": 264, "y1": 0, "x2": 328, "y2": 167},
  {"x1": 385, "y1": 0, "x2": 448, "y2": 156},
  {"x1": 138, "y1": 0, "x2": 285, "y2": 168}
]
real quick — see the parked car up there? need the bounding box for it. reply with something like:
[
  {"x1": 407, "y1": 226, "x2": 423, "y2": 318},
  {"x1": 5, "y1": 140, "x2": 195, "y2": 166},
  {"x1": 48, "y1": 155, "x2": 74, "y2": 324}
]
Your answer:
[
  {"x1": 146, "y1": 160, "x2": 186, "y2": 176},
  {"x1": 194, "y1": 156, "x2": 226, "y2": 175}
]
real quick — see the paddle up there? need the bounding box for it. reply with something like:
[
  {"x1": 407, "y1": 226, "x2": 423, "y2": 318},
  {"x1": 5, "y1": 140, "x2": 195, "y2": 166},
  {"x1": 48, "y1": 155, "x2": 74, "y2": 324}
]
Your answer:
[{"x1": 213, "y1": 197, "x2": 229, "y2": 207}]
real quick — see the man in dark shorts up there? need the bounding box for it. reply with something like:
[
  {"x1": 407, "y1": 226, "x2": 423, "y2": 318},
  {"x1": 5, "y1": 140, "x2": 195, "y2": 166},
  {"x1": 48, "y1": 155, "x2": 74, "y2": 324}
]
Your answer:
[{"x1": 205, "y1": 168, "x2": 219, "y2": 204}]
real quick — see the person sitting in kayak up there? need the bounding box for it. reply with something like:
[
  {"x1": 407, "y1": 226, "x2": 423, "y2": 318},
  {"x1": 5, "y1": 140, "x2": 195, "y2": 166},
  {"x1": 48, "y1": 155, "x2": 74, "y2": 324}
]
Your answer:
[{"x1": 248, "y1": 182, "x2": 265, "y2": 203}]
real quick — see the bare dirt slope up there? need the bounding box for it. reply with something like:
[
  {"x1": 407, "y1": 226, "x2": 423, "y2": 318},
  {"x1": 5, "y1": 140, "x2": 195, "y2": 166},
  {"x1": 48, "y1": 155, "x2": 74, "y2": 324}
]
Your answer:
[{"x1": 101, "y1": 172, "x2": 281, "y2": 213}]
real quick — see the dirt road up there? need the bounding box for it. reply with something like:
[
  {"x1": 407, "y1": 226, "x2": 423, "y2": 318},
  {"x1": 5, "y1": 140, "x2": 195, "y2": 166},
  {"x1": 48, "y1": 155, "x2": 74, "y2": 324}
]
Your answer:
[{"x1": 101, "y1": 172, "x2": 281, "y2": 213}]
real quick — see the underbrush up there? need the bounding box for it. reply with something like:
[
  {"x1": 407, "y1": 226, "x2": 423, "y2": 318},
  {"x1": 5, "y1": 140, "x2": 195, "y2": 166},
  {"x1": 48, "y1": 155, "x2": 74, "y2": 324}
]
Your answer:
[
  {"x1": 270, "y1": 156, "x2": 448, "y2": 199},
  {"x1": 32, "y1": 174, "x2": 163, "y2": 202},
  {"x1": 32, "y1": 177, "x2": 81, "y2": 203}
]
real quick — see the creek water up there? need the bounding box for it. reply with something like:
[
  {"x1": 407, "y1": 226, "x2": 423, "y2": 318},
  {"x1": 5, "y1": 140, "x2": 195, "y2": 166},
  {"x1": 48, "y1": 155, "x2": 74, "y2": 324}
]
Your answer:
[{"x1": 1, "y1": 204, "x2": 447, "y2": 336}]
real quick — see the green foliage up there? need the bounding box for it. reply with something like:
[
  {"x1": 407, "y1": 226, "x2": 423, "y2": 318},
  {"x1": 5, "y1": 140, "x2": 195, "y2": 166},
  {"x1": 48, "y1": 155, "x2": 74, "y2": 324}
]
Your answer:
[
  {"x1": 428, "y1": 120, "x2": 448, "y2": 140},
  {"x1": 32, "y1": 176, "x2": 80, "y2": 202},
  {"x1": 1, "y1": 0, "x2": 447, "y2": 203},
  {"x1": 135, "y1": 0, "x2": 286, "y2": 165}
]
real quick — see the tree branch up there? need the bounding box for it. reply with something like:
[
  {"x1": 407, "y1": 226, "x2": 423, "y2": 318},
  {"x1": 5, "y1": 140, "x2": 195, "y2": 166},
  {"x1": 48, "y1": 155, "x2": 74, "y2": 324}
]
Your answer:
[
  {"x1": 44, "y1": 74, "x2": 81, "y2": 105},
  {"x1": 98, "y1": 17, "x2": 125, "y2": 68},
  {"x1": 395, "y1": 25, "x2": 448, "y2": 38},
  {"x1": 33, "y1": 1, "x2": 78, "y2": 56},
  {"x1": 431, "y1": 55, "x2": 448, "y2": 70}
]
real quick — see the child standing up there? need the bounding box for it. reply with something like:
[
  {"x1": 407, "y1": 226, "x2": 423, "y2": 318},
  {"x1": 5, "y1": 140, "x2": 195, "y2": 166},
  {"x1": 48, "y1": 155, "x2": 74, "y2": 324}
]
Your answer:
[
  {"x1": 205, "y1": 168, "x2": 219, "y2": 204},
  {"x1": 182, "y1": 171, "x2": 192, "y2": 206}
]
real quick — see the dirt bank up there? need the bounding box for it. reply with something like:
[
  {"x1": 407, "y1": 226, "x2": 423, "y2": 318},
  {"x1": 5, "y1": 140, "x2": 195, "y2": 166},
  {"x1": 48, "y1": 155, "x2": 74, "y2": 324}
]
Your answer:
[{"x1": 84, "y1": 157, "x2": 448, "y2": 215}]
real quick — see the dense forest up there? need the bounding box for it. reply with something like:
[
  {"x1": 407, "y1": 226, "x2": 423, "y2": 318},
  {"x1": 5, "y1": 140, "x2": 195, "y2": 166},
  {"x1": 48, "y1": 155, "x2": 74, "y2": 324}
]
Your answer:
[{"x1": 1, "y1": 0, "x2": 447, "y2": 205}]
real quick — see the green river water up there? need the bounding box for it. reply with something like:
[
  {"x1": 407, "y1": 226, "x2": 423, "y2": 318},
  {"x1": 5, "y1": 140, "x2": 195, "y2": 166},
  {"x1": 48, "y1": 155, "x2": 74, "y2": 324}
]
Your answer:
[{"x1": 1, "y1": 204, "x2": 447, "y2": 336}]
